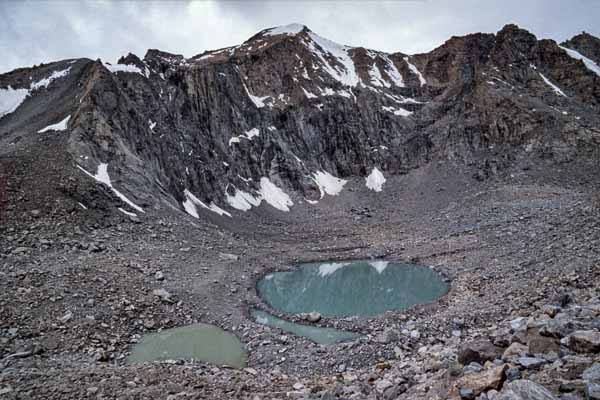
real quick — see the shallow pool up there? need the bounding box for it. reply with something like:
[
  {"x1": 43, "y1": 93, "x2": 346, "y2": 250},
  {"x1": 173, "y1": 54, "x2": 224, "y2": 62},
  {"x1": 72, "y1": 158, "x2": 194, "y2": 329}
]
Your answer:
[
  {"x1": 128, "y1": 323, "x2": 247, "y2": 368},
  {"x1": 257, "y1": 260, "x2": 448, "y2": 317},
  {"x1": 252, "y1": 309, "x2": 360, "y2": 345}
]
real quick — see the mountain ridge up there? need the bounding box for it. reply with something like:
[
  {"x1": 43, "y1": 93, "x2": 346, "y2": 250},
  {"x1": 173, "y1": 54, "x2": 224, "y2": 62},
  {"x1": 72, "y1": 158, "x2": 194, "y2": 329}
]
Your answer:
[{"x1": 1, "y1": 23, "x2": 599, "y2": 222}]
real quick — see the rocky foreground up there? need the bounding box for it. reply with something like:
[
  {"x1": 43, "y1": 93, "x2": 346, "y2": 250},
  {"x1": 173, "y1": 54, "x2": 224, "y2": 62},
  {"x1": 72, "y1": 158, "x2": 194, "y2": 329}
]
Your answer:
[{"x1": 1, "y1": 161, "x2": 599, "y2": 399}]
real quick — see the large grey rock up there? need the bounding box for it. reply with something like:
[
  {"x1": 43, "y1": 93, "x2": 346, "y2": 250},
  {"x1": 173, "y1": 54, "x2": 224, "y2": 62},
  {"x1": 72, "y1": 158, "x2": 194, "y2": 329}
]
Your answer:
[
  {"x1": 584, "y1": 364, "x2": 600, "y2": 383},
  {"x1": 567, "y1": 331, "x2": 600, "y2": 353},
  {"x1": 586, "y1": 382, "x2": 600, "y2": 400},
  {"x1": 517, "y1": 357, "x2": 547, "y2": 370},
  {"x1": 458, "y1": 340, "x2": 503, "y2": 365},
  {"x1": 497, "y1": 380, "x2": 558, "y2": 400}
]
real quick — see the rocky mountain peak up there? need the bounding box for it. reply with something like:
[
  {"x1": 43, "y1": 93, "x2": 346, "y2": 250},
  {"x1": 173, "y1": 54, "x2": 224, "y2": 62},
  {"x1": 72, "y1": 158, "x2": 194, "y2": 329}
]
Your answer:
[
  {"x1": 562, "y1": 31, "x2": 600, "y2": 63},
  {"x1": 256, "y1": 23, "x2": 311, "y2": 38}
]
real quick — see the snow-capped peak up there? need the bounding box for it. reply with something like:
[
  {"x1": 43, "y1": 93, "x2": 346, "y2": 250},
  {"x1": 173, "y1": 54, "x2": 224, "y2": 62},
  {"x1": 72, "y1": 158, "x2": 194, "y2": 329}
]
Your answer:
[{"x1": 263, "y1": 23, "x2": 308, "y2": 37}]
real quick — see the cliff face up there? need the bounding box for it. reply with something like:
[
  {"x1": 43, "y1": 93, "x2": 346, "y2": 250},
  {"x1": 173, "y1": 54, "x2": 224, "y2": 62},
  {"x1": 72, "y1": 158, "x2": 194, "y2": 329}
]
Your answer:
[{"x1": 1, "y1": 24, "x2": 600, "y2": 219}]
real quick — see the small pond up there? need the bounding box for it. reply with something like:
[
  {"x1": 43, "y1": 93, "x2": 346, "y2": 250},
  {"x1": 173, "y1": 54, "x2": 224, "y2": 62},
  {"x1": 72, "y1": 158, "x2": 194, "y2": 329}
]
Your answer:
[
  {"x1": 252, "y1": 309, "x2": 360, "y2": 345},
  {"x1": 128, "y1": 323, "x2": 247, "y2": 368},
  {"x1": 257, "y1": 260, "x2": 449, "y2": 317}
]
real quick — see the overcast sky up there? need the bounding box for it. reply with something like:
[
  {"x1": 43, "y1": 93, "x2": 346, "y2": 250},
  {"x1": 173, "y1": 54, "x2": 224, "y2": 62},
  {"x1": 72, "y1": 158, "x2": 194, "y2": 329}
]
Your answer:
[{"x1": 1, "y1": 0, "x2": 599, "y2": 73}]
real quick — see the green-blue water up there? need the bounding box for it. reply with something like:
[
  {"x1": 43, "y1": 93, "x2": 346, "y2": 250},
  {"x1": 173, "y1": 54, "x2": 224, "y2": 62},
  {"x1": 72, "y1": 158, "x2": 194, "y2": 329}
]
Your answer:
[
  {"x1": 128, "y1": 323, "x2": 247, "y2": 368},
  {"x1": 252, "y1": 309, "x2": 360, "y2": 345},
  {"x1": 257, "y1": 260, "x2": 449, "y2": 317}
]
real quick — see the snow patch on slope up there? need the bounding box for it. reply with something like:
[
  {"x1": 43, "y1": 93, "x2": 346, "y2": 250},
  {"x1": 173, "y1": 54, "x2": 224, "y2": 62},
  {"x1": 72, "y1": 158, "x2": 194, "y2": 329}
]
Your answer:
[
  {"x1": 306, "y1": 31, "x2": 359, "y2": 87},
  {"x1": 183, "y1": 189, "x2": 231, "y2": 218},
  {"x1": 104, "y1": 63, "x2": 147, "y2": 77},
  {"x1": 77, "y1": 163, "x2": 144, "y2": 213},
  {"x1": 559, "y1": 46, "x2": 600, "y2": 76},
  {"x1": 226, "y1": 188, "x2": 262, "y2": 211},
  {"x1": 38, "y1": 115, "x2": 70, "y2": 132},
  {"x1": 229, "y1": 128, "x2": 260, "y2": 146},
  {"x1": 382, "y1": 105, "x2": 413, "y2": 117},
  {"x1": 1, "y1": 67, "x2": 73, "y2": 118},
  {"x1": 0, "y1": 86, "x2": 30, "y2": 118},
  {"x1": 365, "y1": 167, "x2": 386, "y2": 192},
  {"x1": 259, "y1": 177, "x2": 293, "y2": 211},
  {"x1": 224, "y1": 179, "x2": 293, "y2": 212},
  {"x1": 311, "y1": 171, "x2": 347, "y2": 198}
]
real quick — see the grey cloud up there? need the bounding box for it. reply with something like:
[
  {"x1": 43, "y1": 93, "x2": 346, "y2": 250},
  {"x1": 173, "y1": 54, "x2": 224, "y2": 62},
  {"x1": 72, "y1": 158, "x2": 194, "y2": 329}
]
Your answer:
[{"x1": 1, "y1": 0, "x2": 599, "y2": 73}]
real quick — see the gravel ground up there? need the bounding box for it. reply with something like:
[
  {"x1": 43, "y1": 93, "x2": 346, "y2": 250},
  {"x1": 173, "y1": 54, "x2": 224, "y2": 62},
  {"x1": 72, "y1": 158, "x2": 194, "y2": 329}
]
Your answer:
[{"x1": 1, "y1": 158, "x2": 600, "y2": 399}]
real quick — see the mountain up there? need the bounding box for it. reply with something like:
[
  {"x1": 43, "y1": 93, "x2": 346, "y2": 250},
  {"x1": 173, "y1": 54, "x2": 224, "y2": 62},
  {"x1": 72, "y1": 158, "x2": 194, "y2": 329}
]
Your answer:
[{"x1": 1, "y1": 23, "x2": 600, "y2": 222}]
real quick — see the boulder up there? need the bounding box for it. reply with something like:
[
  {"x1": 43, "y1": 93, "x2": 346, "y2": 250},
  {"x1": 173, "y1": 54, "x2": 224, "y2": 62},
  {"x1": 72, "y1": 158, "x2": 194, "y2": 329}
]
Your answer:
[
  {"x1": 307, "y1": 312, "x2": 321, "y2": 323},
  {"x1": 517, "y1": 357, "x2": 546, "y2": 370},
  {"x1": 527, "y1": 334, "x2": 559, "y2": 355},
  {"x1": 539, "y1": 318, "x2": 576, "y2": 338},
  {"x1": 497, "y1": 380, "x2": 558, "y2": 400},
  {"x1": 583, "y1": 364, "x2": 600, "y2": 383},
  {"x1": 454, "y1": 365, "x2": 508, "y2": 397},
  {"x1": 458, "y1": 340, "x2": 503, "y2": 365},
  {"x1": 503, "y1": 343, "x2": 528, "y2": 360},
  {"x1": 586, "y1": 382, "x2": 600, "y2": 400},
  {"x1": 567, "y1": 331, "x2": 600, "y2": 353}
]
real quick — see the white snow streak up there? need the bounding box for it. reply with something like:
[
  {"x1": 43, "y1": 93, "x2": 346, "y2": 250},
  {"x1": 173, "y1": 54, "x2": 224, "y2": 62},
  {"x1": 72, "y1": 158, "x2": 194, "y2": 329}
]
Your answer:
[
  {"x1": 559, "y1": 46, "x2": 600, "y2": 76},
  {"x1": 38, "y1": 115, "x2": 70, "y2": 132},
  {"x1": 368, "y1": 61, "x2": 389, "y2": 88},
  {"x1": 31, "y1": 68, "x2": 72, "y2": 90},
  {"x1": 365, "y1": 167, "x2": 386, "y2": 192},
  {"x1": 538, "y1": 72, "x2": 567, "y2": 97},
  {"x1": 404, "y1": 57, "x2": 426, "y2": 86},
  {"x1": 383, "y1": 55, "x2": 405, "y2": 87},
  {"x1": 382, "y1": 105, "x2": 413, "y2": 117},
  {"x1": 77, "y1": 163, "x2": 144, "y2": 213},
  {"x1": 242, "y1": 82, "x2": 269, "y2": 108},
  {"x1": 118, "y1": 207, "x2": 137, "y2": 217},
  {"x1": 302, "y1": 88, "x2": 318, "y2": 99}
]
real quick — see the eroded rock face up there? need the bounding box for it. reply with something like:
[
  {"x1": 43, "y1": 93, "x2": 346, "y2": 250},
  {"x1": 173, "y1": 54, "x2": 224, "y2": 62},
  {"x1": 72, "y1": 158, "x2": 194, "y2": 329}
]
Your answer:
[
  {"x1": 1, "y1": 24, "x2": 600, "y2": 218},
  {"x1": 562, "y1": 32, "x2": 600, "y2": 63}
]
